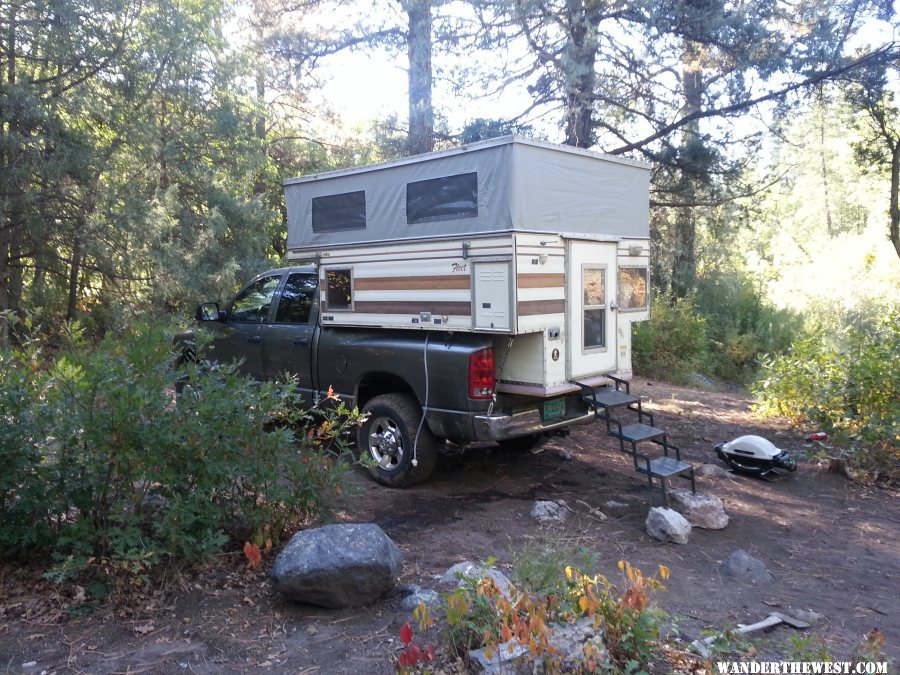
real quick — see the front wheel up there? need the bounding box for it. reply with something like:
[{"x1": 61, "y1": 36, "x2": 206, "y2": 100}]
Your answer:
[{"x1": 357, "y1": 393, "x2": 439, "y2": 488}]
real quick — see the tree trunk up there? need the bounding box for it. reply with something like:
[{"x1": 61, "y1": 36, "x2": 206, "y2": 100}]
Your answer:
[
  {"x1": 671, "y1": 39, "x2": 704, "y2": 299},
  {"x1": 405, "y1": 0, "x2": 433, "y2": 156},
  {"x1": 0, "y1": 4, "x2": 17, "y2": 347},
  {"x1": 66, "y1": 235, "x2": 83, "y2": 320},
  {"x1": 890, "y1": 138, "x2": 900, "y2": 259},
  {"x1": 562, "y1": 4, "x2": 599, "y2": 148}
]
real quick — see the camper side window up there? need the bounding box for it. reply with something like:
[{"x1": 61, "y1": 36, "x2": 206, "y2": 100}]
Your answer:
[
  {"x1": 618, "y1": 266, "x2": 649, "y2": 310},
  {"x1": 312, "y1": 191, "x2": 366, "y2": 232},
  {"x1": 325, "y1": 269, "x2": 353, "y2": 311},
  {"x1": 406, "y1": 172, "x2": 478, "y2": 224}
]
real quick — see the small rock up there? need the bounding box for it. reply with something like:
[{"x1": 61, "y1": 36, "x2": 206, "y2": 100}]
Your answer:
[
  {"x1": 645, "y1": 507, "x2": 691, "y2": 544},
  {"x1": 556, "y1": 448, "x2": 574, "y2": 461},
  {"x1": 398, "y1": 584, "x2": 441, "y2": 611},
  {"x1": 719, "y1": 549, "x2": 774, "y2": 584},
  {"x1": 603, "y1": 500, "x2": 628, "y2": 511},
  {"x1": 531, "y1": 500, "x2": 569, "y2": 524},
  {"x1": 696, "y1": 463, "x2": 730, "y2": 479},
  {"x1": 441, "y1": 561, "x2": 513, "y2": 598},
  {"x1": 791, "y1": 609, "x2": 824, "y2": 624},
  {"x1": 469, "y1": 617, "x2": 607, "y2": 674},
  {"x1": 669, "y1": 489, "x2": 729, "y2": 530}
]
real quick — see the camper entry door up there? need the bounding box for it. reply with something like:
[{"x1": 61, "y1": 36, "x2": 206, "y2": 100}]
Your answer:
[{"x1": 566, "y1": 239, "x2": 617, "y2": 379}]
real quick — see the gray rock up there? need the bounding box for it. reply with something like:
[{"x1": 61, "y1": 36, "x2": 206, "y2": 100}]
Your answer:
[
  {"x1": 398, "y1": 584, "x2": 441, "y2": 612},
  {"x1": 791, "y1": 609, "x2": 824, "y2": 624},
  {"x1": 469, "y1": 618, "x2": 607, "y2": 674},
  {"x1": 441, "y1": 561, "x2": 513, "y2": 598},
  {"x1": 696, "y1": 463, "x2": 730, "y2": 479},
  {"x1": 719, "y1": 549, "x2": 774, "y2": 584},
  {"x1": 669, "y1": 488, "x2": 729, "y2": 530},
  {"x1": 603, "y1": 500, "x2": 628, "y2": 511},
  {"x1": 645, "y1": 507, "x2": 691, "y2": 544},
  {"x1": 531, "y1": 500, "x2": 569, "y2": 525},
  {"x1": 272, "y1": 524, "x2": 402, "y2": 608}
]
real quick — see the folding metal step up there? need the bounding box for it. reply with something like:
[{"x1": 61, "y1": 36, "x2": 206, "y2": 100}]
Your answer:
[
  {"x1": 592, "y1": 387, "x2": 640, "y2": 409},
  {"x1": 639, "y1": 456, "x2": 693, "y2": 479},
  {"x1": 613, "y1": 423, "x2": 665, "y2": 443}
]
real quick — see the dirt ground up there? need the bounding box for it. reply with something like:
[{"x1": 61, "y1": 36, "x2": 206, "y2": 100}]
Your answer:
[{"x1": 1, "y1": 381, "x2": 897, "y2": 674}]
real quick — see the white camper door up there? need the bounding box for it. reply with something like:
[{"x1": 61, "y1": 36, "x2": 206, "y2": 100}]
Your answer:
[{"x1": 566, "y1": 240, "x2": 617, "y2": 379}]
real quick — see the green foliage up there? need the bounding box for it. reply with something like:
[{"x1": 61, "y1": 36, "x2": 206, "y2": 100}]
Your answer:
[
  {"x1": 633, "y1": 272, "x2": 804, "y2": 384},
  {"x1": 632, "y1": 295, "x2": 709, "y2": 384},
  {"x1": 754, "y1": 305, "x2": 899, "y2": 478},
  {"x1": 443, "y1": 556, "x2": 668, "y2": 673},
  {"x1": 694, "y1": 272, "x2": 804, "y2": 383},
  {"x1": 0, "y1": 323, "x2": 360, "y2": 581}
]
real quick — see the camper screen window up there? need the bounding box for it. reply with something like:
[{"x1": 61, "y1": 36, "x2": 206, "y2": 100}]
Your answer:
[
  {"x1": 406, "y1": 172, "x2": 477, "y2": 224},
  {"x1": 312, "y1": 191, "x2": 366, "y2": 232},
  {"x1": 618, "y1": 266, "x2": 649, "y2": 310}
]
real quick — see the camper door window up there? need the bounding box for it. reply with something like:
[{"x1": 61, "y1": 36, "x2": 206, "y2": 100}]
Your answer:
[
  {"x1": 406, "y1": 172, "x2": 478, "y2": 224},
  {"x1": 582, "y1": 266, "x2": 607, "y2": 351}
]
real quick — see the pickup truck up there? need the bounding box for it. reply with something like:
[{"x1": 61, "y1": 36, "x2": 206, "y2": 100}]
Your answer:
[{"x1": 187, "y1": 265, "x2": 597, "y2": 487}]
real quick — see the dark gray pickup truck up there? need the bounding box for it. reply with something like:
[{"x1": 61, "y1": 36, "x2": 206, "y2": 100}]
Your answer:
[{"x1": 188, "y1": 265, "x2": 596, "y2": 487}]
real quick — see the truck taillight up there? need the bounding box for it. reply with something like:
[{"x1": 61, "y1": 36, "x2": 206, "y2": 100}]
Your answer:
[{"x1": 468, "y1": 348, "x2": 495, "y2": 399}]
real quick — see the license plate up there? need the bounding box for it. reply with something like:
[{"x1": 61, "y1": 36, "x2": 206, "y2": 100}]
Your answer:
[{"x1": 543, "y1": 398, "x2": 565, "y2": 420}]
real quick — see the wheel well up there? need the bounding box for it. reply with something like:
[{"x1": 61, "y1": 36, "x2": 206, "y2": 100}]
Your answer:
[{"x1": 356, "y1": 372, "x2": 418, "y2": 409}]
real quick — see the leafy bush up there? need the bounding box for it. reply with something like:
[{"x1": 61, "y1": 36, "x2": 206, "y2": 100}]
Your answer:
[
  {"x1": 694, "y1": 272, "x2": 803, "y2": 382},
  {"x1": 633, "y1": 274, "x2": 803, "y2": 384},
  {"x1": 0, "y1": 322, "x2": 360, "y2": 582},
  {"x1": 444, "y1": 557, "x2": 668, "y2": 673},
  {"x1": 754, "y1": 306, "x2": 899, "y2": 479},
  {"x1": 632, "y1": 295, "x2": 709, "y2": 383}
]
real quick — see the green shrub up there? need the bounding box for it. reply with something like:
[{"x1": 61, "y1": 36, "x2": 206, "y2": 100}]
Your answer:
[
  {"x1": 0, "y1": 322, "x2": 360, "y2": 581},
  {"x1": 754, "y1": 306, "x2": 899, "y2": 478},
  {"x1": 632, "y1": 295, "x2": 709, "y2": 383},
  {"x1": 694, "y1": 272, "x2": 803, "y2": 383}
]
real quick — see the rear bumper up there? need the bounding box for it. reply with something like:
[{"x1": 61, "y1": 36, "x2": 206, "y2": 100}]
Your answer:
[{"x1": 473, "y1": 406, "x2": 596, "y2": 441}]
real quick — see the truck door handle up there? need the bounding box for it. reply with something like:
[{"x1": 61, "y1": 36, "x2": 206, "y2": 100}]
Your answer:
[
  {"x1": 246, "y1": 335, "x2": 261, "y2": 343},
  {"x1": 292, "y1": 337, "x2": 309, "y2": 345}
]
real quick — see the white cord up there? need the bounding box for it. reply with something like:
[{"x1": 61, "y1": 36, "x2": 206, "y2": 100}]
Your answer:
[{"x1": 412, "y1": 332, "x2": 431, "y2": 467}]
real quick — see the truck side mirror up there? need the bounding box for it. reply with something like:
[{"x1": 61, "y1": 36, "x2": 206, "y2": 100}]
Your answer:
[{"x1": 196, "y1": 302, "x2": 221, "y2": 321}]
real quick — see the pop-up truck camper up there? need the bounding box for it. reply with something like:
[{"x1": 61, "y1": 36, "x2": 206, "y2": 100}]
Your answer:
[{"x1": 284, "y1": 135, "x2": 652, "y2": 394}]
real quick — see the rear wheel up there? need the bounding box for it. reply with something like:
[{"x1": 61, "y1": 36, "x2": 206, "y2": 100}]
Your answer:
[{"x1": 357, "y1": 393, "x2": 438, "y2": 487}]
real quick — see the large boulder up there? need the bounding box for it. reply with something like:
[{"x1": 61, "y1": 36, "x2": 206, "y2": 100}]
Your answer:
[
  {"x1": 272, "y1": 524, "x2": 402, "y2": 608},
  {"x1": 669, "y1": 489, "x2": 729, "y2": 530},
  {"x1": 645, "y1": 507, "x2": 691, "y2": 544}
]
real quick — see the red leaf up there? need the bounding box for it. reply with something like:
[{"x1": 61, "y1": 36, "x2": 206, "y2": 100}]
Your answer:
[
  {"x1": 423, "y1": 644, "x2": 435, "y2": 662},
  {"x1": 399, "y1": 622, "x2": 413, "y2": 645},
  {"x1": 243, "y1": 542, "x2": 261, "y2": 569},
  {"x1": 406, "y1": 645, "x2": 420, "y2": 664}
]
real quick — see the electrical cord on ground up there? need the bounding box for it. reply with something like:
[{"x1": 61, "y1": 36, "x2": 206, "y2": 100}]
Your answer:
[{"x1": 412, "y1": 332, "x2": 431, "y2": 467}]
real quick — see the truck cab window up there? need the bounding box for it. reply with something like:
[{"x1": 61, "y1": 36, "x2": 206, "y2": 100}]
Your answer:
[
  {"x1": 275, "y1": 273, "x2": 318, "y2": 323},
  {"x1": 230, "y1": 275, "x2": 281, "y2": 323}
]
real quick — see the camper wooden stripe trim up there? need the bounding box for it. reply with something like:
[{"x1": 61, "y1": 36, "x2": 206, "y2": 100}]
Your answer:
[
  {"x1": 516, "y1": 273, "x2": 565, "y2": 288},
  {"x1": 355, "y1": 275, "x2": 471, "y2": 291},
  {"x1": 518, "y1": 299, "x2": 565, "y2": 315},
  {"x1": 354, "y1": 300, "x2": 472, "y2": 316}
]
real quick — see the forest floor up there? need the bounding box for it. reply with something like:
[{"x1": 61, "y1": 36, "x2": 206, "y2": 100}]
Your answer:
[{"x1": 1, "y1": 380, "x2": 897, "y2": 674}]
